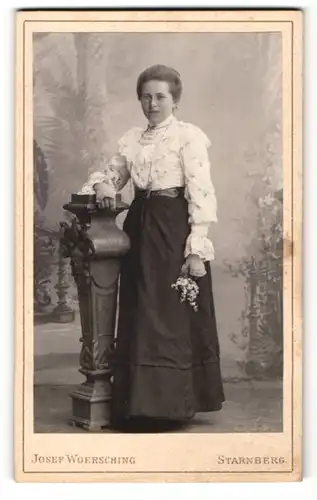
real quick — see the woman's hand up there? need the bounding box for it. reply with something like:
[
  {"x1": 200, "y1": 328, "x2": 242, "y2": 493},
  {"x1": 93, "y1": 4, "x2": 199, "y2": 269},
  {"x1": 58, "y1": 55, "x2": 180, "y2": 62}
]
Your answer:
[
  {"x1": 181, "y1": 254, "x2": 206, "y2": 278},
  {"x1": 94, "y1": 182, "x2": 116, "y2": 210}
]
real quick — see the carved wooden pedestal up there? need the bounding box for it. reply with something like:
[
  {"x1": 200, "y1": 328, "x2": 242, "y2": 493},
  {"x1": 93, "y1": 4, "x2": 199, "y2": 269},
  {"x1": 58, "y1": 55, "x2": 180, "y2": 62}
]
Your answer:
[{"x1": 60, "y1": 194, "x2": 130, "y2": 431}]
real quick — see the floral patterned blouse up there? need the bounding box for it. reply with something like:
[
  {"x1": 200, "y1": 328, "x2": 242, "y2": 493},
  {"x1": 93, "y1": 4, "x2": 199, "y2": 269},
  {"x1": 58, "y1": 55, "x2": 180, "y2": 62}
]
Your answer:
[{"x1": 80, "y1": 114, "x2": 217, "y2": 261}]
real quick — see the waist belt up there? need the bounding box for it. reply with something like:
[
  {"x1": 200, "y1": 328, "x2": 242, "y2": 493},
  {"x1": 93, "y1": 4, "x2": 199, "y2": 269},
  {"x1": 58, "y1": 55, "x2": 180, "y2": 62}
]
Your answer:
[{"x1": 135, "y1": 187, "x2": 184, "y2": 199}]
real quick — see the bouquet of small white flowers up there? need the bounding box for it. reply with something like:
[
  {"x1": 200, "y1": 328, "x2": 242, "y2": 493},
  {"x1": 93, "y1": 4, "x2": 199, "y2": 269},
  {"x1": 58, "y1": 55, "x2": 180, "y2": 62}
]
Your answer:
[{"x1": 171, "y1": 276, "x2": 199, "y2": 312}]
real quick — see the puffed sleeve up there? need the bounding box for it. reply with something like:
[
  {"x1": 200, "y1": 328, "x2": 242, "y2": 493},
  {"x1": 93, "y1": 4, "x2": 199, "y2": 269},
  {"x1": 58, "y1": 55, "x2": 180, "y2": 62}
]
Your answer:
[
  {"x1": 78, "y1": 127, "x2": 141, "y2": 196},
  {"x1": 180, "y1": 124, "x2": 218, "y2": 261}
]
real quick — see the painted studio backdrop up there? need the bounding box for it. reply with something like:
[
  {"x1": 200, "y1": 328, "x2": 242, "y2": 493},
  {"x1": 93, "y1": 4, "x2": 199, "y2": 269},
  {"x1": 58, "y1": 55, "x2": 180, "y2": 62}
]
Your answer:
[{"x1": 33, "y1": 32, "x2": 283, "y2": 385}]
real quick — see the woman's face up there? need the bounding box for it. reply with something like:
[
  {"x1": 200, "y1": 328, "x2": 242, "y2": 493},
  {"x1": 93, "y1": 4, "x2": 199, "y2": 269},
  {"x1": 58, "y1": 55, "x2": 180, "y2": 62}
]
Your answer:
[{"x1": 140, "y1": 80, "x2": 175, "y2": 126}]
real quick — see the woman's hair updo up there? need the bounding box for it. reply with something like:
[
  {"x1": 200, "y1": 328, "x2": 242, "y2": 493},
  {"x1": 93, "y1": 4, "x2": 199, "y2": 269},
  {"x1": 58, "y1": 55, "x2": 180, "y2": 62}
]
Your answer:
[{"x1": 136, "y1": 64, "x2": 183, "y2": 104}]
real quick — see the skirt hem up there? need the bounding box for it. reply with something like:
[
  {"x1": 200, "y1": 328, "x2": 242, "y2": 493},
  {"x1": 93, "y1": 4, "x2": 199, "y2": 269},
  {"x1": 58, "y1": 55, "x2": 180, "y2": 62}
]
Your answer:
[{"x1": 111, "y1": 361, "x2": 225, "y2": 420}]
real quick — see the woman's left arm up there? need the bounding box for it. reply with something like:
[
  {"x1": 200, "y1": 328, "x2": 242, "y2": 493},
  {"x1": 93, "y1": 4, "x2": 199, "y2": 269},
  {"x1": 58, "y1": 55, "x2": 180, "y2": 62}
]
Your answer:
[{"x1": 181, "y1": 126, "x2": 217, "y2": 265}]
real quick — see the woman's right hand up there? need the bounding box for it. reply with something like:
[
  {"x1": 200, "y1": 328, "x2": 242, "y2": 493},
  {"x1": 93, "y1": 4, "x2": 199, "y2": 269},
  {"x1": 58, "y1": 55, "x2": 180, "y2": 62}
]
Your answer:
[{"x1": 94, "y1": 182, "x2": 116, "y2": 210}]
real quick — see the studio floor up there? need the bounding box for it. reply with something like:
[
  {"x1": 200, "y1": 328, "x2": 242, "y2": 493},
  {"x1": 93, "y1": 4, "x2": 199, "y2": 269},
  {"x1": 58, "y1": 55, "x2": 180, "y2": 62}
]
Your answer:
[{"x1": 33, "y1": 316, "x2": 283, "y2": 434}]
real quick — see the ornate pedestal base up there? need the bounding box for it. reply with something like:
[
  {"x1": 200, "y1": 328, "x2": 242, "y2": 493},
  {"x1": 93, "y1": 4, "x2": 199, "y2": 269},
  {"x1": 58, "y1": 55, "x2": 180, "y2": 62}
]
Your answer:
[
  {"x1": 68, "y1": 373, "x2": 111, "y2": 431},
  {"x1": 51, "y1": 305, "x2": 76, "y2": 324},
  {"x1": 61, "y1": 194, "x2": 130, "y2": 431}
]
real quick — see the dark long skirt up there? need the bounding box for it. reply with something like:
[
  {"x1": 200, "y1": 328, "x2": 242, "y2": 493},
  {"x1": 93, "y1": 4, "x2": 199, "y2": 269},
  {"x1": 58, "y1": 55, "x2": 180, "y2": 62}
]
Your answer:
[{"x1": 111, "y1": 191, "x2": 225, "y2": 422}]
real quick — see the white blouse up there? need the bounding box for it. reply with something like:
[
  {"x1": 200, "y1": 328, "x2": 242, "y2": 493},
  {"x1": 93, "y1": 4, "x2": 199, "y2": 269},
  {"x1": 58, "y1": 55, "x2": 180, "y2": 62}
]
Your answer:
[{"x1": 79, "y1": 114, "x2": 217, "y2": 261}]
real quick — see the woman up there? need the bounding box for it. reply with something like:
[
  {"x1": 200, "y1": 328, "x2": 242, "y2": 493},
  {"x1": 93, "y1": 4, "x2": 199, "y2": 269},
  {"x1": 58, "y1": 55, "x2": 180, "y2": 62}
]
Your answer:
[{"x1": 80, "y1": 64, "x2": 225, "y2": 427}]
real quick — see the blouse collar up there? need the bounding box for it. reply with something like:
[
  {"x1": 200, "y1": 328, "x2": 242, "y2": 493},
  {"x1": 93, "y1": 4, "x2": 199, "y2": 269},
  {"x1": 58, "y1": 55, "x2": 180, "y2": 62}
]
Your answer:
[{"x1": 146, "y1": 113, "x2": 176, "y2": 131}]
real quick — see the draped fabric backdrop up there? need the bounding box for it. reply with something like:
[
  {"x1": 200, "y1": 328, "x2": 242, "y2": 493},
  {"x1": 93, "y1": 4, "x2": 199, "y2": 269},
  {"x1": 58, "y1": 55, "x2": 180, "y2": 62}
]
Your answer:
[{"x1": 33, "y1": 32, "x2": 283, "y2": 380}]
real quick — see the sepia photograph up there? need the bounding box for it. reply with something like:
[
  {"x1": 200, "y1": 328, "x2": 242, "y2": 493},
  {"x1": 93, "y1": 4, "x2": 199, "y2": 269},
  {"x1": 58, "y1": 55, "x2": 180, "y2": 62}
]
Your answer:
[{"x1": 15, "y1": 9, "x2": 302, "y2": 482}]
